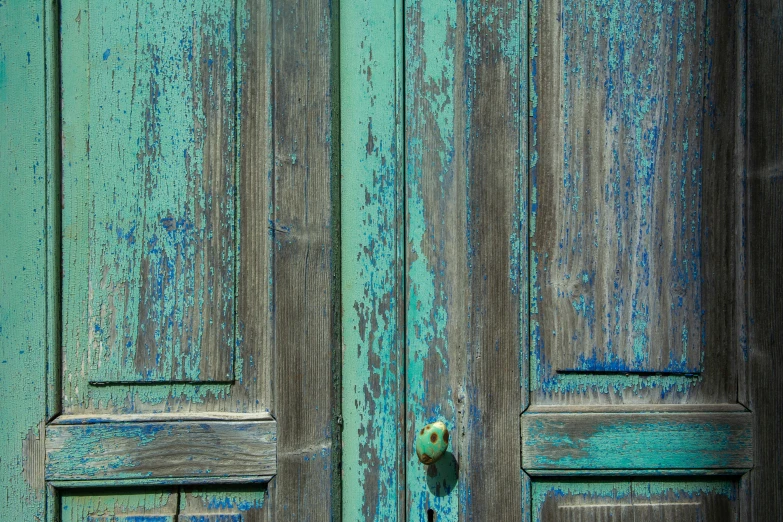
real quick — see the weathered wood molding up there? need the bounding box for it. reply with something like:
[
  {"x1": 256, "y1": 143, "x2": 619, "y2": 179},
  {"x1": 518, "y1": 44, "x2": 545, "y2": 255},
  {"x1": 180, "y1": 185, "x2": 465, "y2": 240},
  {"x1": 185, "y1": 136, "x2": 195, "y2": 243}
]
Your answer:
[
  {"x1": 46, "y1": 419, "x2": 276, "y2": 482},
  {"x1": 522, "y1": 412, "x2": 753, "y2": 473}
]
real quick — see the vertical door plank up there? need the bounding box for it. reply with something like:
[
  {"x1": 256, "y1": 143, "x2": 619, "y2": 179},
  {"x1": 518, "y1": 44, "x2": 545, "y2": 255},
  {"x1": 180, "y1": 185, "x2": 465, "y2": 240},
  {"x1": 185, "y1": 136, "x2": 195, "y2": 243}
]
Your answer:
[
  {"x1": 404, "y1": 0, "x2": 464, "y2": 517},
  {"x1": 341, "y1": 0, "x2": 406, "y2": 519},
  {"x1": 0, "y1": 1, "x2": 48, "y2": 519},
  {"x1": 272, "y1": 0, "x2": 337, "y2": 519},
  {"x1": 405, "y1": 0, "x2": 525, "y2": 518},
  {"x1": 748, "y1": 0, "x2": 783, "y2": 516},
  {"x1": 461, "y1": 1, "x2": 525, "y2": 518}
]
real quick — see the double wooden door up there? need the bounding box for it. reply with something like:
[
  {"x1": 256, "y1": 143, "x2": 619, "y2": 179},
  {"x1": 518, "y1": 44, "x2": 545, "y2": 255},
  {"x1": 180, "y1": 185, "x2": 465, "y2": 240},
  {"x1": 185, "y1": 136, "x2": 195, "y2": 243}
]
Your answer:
[
  {"x1": 1, "y1": 0, "x2": 773, "y2": 520},
  {"x1": 342, "y1": 0, "x2": 753, "y2": 520}
]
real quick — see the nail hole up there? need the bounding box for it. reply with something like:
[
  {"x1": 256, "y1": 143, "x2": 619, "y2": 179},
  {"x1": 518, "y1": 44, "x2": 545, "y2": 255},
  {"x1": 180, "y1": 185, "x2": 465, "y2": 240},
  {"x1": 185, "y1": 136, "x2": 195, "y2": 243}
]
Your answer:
[{"x1": 428, "y1": 508, "x2": 436, "y2": 522}]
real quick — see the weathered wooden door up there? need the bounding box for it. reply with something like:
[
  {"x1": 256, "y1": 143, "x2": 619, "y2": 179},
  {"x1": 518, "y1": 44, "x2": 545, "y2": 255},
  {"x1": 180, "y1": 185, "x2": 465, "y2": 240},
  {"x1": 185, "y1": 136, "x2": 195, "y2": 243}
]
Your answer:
[
  {"x1": 2, "y1": 0, "x2": 337, "y2": 520},
  {"x1": 4, "y1": 0, "x2": 782, "y2": 520},
  {"x1": 341, "y1": 0, "x2": 761, "y2": 520}
]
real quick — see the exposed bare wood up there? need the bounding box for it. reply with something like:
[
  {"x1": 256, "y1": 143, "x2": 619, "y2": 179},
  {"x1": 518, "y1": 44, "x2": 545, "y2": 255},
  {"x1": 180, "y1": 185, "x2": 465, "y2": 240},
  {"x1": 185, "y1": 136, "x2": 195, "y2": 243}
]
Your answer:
[
  {"x1": 748, "y1": 0, "x2": 783, "y2": 517},
  {"x1": 45, "y1": 421, "x2": 277, "y2": 481},
  {"x1": 270, "y1": 0, "x2": 337, "y2": 519}
]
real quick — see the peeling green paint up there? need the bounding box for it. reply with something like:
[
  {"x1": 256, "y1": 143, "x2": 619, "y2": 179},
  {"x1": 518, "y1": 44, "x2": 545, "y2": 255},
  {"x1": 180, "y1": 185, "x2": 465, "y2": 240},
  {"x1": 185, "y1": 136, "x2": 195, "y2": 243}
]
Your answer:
[
  {"x1": 404, "y1": 0, "x2": 459, "y2": 517},
  {"x1": 341, "y1": 0, "x2": 404, "y2": 518}
]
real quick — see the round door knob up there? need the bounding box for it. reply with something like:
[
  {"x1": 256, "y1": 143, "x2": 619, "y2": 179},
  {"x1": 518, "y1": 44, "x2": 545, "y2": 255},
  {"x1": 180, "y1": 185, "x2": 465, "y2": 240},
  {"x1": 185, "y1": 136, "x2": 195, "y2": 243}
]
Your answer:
[{"x1": 415, "y1": 421, "x2": 450, "y2": 465}]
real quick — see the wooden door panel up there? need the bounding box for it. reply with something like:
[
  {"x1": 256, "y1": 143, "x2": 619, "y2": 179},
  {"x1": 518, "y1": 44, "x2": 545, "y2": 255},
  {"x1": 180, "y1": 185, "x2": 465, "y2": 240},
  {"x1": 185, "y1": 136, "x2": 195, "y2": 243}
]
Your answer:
[
  {"x1": 59, "y1": 0, "x2": 273, "y2": 416},
  {"x1": 530, "y1": 0, "x2": 746, "y2": 406},
  {"x1": 5, "y1": 0, "x2": 338, "y2": 516},
  {"x1": 522, "y1": 411, "x2": 752, "y2": 472},
  {"x1": 45, "y1": 416, "x2": 276, "y2": 481},
  {"x1": 61, "y1": 0, "x2": 238, "y2": 384},
  {"x1": 534, "y1": 0, "x2": 707, "y2": 374},
  {"x1": 62, "y1": 488, "x2": 266, "y2": 521},
  {"x1": 534, "y1": 481, "x2": 737, "y2": 522}
]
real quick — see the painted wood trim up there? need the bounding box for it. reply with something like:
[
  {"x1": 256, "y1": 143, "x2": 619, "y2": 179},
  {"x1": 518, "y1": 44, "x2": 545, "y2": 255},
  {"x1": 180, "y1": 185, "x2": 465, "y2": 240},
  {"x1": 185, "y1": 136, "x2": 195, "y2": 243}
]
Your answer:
[
  {"x1": 522, "y1": 412, "x2": 753, "y2": 471},
  {"x1": 0, "y1": 1, "x2": 49, "y2": 519},
  {"x1": 340, "y1": 0, "x2": 406, "y2": 519},
  {"x1": 526, "y1": 404, "x2": 749, "y2": 414},
  {"x1": 45, "y1": 420, "x2": 277, "y2": 481},
  {"x1": 44, "y1": 0, "x2": 62, "y2": 423}
]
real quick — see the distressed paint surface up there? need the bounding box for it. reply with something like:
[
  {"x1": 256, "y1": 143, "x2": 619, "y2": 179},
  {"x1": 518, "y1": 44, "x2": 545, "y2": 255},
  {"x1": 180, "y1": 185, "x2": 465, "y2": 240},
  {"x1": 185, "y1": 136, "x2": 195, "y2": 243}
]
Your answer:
[
  {"x1": 0, "y1": 1, "x2": 49, "y2": 520},
  {"x1": 341, "y1": 0, "x2": 405, "y2": 519},
  {"x1": 61, "y1": 489, "x2": 178, "y2": 521},
  {"x1": 45, "y1": 419, "x2": 277, "y2": 481},
  {"x1": 403, "y1": 0, "x2": 527, "y2": 518},
  {"x1": 404, "y1": 0, "x2": 460, "y2": 517},
  {"x1": 522, "y1": 412, "x2": 752, "y2": 471},
  {"x1": 533, "y1": 480, "x2": 737, "y2": 521},
  {"x1": 61, "y1": 0, "x2": 238, "y2": 385},
  {"x1": 532, "y1": 0, "x2": 707, "y2": 375},
  {"x1": 529, "y1": 0, "x2": 747, "y2": 405},
  {"x1": 179, "y1": 488, "x2": 266, "y2": 520},
  {"x1": 56, "y1": 0, "x2": 278, "y2": 416},
  {"x1": 61, "y1": 488, "x2": 266, "y2": 521}
]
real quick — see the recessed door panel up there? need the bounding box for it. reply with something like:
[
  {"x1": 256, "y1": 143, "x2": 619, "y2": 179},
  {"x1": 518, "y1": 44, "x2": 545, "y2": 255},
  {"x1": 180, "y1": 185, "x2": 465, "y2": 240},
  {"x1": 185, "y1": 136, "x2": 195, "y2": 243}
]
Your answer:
[
  {"x1": 533, "y1": 0, "x2": 707, "y2": 374},
  {"x1": 62, "y1": 0, "x2": 238, "y2": 385}
]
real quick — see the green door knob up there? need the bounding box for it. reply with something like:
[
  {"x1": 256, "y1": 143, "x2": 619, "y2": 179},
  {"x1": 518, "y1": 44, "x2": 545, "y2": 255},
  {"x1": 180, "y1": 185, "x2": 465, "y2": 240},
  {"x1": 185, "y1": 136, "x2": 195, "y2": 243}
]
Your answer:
[{"x1": 415, "y1": 421, "x2": 450, "y2": 465}]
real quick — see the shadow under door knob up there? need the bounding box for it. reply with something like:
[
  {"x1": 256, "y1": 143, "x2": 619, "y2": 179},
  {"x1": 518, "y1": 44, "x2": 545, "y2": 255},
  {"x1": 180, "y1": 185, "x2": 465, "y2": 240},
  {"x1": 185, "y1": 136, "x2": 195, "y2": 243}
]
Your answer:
[{"x1": 415, "y1": 421, "x2": 450, "y2": 465}]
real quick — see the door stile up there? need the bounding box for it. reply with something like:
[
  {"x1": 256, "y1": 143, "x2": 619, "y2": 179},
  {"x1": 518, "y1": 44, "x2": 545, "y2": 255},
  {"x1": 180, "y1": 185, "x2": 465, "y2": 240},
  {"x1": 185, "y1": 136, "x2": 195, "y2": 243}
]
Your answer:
[{"x1": 340, "y1": 0, "x2": 407, "y2": 518}]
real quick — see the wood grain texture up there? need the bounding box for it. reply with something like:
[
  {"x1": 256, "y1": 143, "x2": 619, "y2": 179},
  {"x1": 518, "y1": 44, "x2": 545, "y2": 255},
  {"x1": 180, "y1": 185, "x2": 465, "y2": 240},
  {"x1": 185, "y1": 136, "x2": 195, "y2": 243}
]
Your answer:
[
  {"x1": 61, "y1": 488, "x2": 267, "y2": 521},
  {"x1": 748, "y1": 0, "x2": 783, "y2": 517},
  {"x1": 341, "y1": 0, "x2": 406, "y2": 519},
  {"x1": 0, "y1": 1, "x2": 49, "y2": 519},
  {"x1": 45, "y1": 420, "x2": 276, "y2": 481},
  {"x1": 58, "y1": 0, "x2": 274, "y2": 416},
  {"x1": 404, "y1": 0, "x2": 526, "y2": 519},
  {"x1": 533, "y1": 481, "x2": 737, "y2": 522},
  {"x1": 61, "y1": 489, "x2": 179, "y2": 522},
  {"x1": 269, "y1": 0, "x2": 337, "y2": 519},
  {"x1": 61, "y1": 0, "x2": 238, "y2": 385},
  {"x1": 530, "y1": 0, "x2": 746, "y2": 406},
  {"x1": 534, "y1": 0, "x2": 707, "y2": 374},
  {"x1": 178, "y1": 488, "x2": 266, "y2": 521},
  {"x1": 522, "y1": 412, "x2": 752, "y2": 471}
]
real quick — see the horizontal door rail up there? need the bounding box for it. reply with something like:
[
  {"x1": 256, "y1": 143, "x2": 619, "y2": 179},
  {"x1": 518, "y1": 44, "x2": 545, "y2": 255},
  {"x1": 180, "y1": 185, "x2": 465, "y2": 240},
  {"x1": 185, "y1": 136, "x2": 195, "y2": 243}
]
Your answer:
[
  {"x1": 522, "y1": 411, "x2": 752, "y2": 474},
  {"x1": 46, "y1": 419, "x2": 276, "y2": 482}
]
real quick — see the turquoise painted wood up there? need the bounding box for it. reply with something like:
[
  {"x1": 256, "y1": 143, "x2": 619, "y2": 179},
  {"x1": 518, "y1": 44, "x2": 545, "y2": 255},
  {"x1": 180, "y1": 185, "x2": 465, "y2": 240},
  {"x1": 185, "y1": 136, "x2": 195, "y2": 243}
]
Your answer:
[
  {"x1": 0, "y1": 1, "x2": 51, "y2": 519},
  {"x1": 341, "y1": 0, "x2": 405, "y2": 519},
  {"x1": 522, "y1": 412, "x2": 752, "y2": 471},
  {"x1": 341, "y1": 0, "x2": 754, "y2": 519},
  {"x1": 3, "y1": 0, "x2": 337, "y2": 518},
  {"x1": 61, "y1": 0, "x2": 238, "y2": 385}
]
